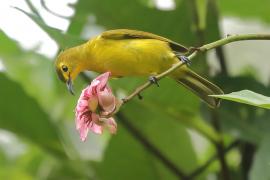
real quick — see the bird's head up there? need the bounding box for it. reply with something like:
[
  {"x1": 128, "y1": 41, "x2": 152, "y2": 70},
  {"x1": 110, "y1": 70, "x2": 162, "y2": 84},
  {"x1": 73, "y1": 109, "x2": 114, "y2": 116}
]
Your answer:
[{"x1": 55, "y1": 48, "x2": 82, "y2": 95}]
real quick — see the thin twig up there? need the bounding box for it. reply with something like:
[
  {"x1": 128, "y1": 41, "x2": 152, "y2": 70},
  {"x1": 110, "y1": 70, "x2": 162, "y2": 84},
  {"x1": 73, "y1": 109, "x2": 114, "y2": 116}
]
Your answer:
[
  {"x1": 122, "y1": 51, "x2": 198, "y2": 103},
  {"x1": 116, "y1": 112, "x2": 189, "y2": 179},
  {"x1": 40, "y1": 0, "x2": 70, "y2": 19},
  {"x1": 24, "y1": 0, "x2": 42, "y2": 19},
  {"x1": 199, "y1": 34, "x2": 270, "y2": 52}
]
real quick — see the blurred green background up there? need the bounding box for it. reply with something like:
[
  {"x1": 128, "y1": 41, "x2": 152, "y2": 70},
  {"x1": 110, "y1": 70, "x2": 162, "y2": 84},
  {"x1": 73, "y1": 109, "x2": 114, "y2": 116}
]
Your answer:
[{"x1": 1, "y1": 0, "x2": 270, "y2": 179}]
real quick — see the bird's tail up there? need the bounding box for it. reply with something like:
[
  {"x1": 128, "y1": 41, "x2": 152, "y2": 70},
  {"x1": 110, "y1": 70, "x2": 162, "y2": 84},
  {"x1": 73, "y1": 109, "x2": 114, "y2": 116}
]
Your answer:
[{"x1": 171, "y1": 68, "x2": 224, "y2": 108}]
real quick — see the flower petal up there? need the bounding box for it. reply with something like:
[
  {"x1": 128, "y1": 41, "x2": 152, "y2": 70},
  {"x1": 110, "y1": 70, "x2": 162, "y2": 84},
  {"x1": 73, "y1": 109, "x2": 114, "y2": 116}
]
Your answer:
[
  {"x1": 106, "y1": 117, "x2": 117, "y2": 134},
  {"x1": 74, "y1": 72, "x2": 120, "y2": 141},
  {"x1": 90, "y1": 122, "x2": 103, "y2": 134},
  {"x1": 76, "y1": 111, "x2": 90, "y2": 130},
  {"x1": 89, "y1": 113, "x2": 103, "y2": 134},
  {"x1": 88, "y1": 95, "x2": 99, "y2": 112},
  {"x1": 98, "y1": 90, "x2": 116, "y2": 113},
  {"x1": 96, "y1": 72, "x2": 111, "y2": 91},
  {"x1": 79, "y1": 122, "x2": 89, "y2": 142}
]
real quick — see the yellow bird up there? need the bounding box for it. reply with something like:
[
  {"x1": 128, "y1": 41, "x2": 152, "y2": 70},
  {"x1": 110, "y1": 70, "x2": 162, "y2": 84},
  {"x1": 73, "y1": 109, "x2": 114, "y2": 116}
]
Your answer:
[{"x1": 55, "y1": 29, "x2": 223, "y2": 108}]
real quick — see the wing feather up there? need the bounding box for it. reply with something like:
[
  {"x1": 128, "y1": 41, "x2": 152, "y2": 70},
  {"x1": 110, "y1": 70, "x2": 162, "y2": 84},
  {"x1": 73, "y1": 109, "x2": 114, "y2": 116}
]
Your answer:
[{"x1": 101, "y1": 29, "x2": 188, "y2": 53}]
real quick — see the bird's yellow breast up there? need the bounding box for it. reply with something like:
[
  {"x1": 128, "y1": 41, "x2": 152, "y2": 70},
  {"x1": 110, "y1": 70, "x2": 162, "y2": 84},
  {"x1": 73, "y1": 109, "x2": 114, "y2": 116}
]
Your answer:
[{"x1": 84, "y1": 36, "x2": 178, "y2": 77}]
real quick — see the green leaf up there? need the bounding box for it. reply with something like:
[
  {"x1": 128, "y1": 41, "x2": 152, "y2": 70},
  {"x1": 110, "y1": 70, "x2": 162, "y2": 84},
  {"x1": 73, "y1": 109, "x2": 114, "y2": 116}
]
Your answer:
[
  {"x1": 0, "y1": 73, "x2": 66, "y2": 158},
  {"x1": 207, "y1": 76, "x2": 270, "y2": 144},
  {"x1": 249, "y1": 134, "x2": 270, "y2": 180},
  {"x1": 14, "y1": 7, "x2": 84, "y2": 48},
  {"x1": 211, "y1": 90, "x2": 270, "y2": 109}
]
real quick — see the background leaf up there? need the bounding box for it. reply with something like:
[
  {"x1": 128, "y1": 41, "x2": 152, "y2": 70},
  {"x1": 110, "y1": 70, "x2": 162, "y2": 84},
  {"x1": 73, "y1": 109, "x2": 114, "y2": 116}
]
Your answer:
[
  {"x1": 211, "y1": 90, "x2": 270, "y2": 109},
  {"x1": 219, "y1": 0, "x2": 270, "y2": 23},
  {"x1": 0, "y1": 73, "x2": 66, "y2": 158}
]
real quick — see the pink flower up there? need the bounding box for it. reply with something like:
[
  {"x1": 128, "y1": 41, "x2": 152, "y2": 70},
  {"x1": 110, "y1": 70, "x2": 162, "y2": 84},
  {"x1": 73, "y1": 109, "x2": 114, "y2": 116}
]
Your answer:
[{"x1": 75, "y1": 72, "x2": 119, "y2": 141}]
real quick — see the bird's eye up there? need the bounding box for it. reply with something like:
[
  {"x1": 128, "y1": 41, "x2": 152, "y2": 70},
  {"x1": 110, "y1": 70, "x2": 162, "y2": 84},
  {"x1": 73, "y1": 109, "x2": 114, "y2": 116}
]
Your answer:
[{"x1": 62, "y1": 65, "x2": 68, "y2": 72}]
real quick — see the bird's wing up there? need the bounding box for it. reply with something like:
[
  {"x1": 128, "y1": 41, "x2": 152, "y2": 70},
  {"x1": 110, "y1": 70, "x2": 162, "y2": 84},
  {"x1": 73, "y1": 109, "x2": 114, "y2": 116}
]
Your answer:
[{"x1": 101, "y1": 29, "x2": 188, "y2": 53}]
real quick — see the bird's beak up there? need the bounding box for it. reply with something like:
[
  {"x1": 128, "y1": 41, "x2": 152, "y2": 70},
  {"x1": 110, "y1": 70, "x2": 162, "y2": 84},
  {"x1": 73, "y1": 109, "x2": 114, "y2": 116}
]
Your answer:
[{"x1": 66, "y1": 74, "x2": 74, "y2": 95}]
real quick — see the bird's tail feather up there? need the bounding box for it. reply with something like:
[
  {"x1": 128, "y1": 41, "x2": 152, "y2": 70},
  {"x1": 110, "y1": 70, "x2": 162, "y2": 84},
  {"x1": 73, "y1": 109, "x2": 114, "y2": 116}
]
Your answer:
[{"x1": 173, "y1": 69, "x2": 224, "y2": 108}]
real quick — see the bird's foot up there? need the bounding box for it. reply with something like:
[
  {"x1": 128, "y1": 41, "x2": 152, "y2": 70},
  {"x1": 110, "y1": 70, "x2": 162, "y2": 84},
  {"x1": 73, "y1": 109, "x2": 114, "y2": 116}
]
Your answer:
[
  {"x1": 149, "y1": 76, "x2": 160, "y2": 87},
  {"x1": 179, "y1": 56, "x2": 191, "y2": 66}
]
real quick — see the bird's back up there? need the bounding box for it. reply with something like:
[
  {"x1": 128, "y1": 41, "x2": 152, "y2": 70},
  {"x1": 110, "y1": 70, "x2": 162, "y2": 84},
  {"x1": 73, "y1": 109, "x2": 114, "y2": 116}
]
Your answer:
[{"x1": 86, "y1": 36, "x2": 180, "y2": 77}]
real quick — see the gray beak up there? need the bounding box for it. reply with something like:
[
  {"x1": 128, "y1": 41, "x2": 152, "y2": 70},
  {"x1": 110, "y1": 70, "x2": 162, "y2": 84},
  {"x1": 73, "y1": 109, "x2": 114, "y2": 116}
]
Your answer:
[{"x1": 66, "y1": 75, "x2": 74, "y2": 95}]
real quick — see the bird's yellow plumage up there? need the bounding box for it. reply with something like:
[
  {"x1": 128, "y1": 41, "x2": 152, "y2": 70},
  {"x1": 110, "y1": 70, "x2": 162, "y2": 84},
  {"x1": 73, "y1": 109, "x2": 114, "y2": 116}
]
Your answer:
[
  {"x1": 55, "y1": 29, "x2": 223, "y2": 107},
  {"x1": 86, "y1": 37, "x2": 181, "y2": 76}
]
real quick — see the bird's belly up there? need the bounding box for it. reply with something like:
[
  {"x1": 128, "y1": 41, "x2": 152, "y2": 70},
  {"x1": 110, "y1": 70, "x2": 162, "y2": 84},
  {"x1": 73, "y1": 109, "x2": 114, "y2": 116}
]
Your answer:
[{"x1": 92, "y1": 39, "x2": 176, "y2": 77}]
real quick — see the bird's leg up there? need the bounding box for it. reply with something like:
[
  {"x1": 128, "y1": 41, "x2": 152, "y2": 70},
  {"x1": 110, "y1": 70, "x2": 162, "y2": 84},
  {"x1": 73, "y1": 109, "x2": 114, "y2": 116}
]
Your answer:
[
  {"x1": 149, "y1": 76, "x2": 160, "y2": 87},
  {"x1": 179, "y1": 55, "x2": 191, "y2": 66}
]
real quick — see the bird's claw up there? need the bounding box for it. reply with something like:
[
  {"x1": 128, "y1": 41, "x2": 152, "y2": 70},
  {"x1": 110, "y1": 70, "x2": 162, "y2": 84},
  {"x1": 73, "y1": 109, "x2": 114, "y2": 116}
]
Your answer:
[
  {"x1": 149, "y1": 76, "x2": 159, "y2": 87},
  {"x1": 180, "y1": 56, "x2": 191, "y2": 66}
]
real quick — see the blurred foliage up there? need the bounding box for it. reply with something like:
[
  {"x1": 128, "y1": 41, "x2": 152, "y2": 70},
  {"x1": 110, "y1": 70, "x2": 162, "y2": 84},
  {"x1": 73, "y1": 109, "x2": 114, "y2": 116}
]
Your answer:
[
  {"x1": 249, "y1": 134, "x2": 270, "y2": 180},
  {"x1": 219, "y1": 0, "x2": 270, "y2": 23},
  {"x1": 0, "y1": 0, "x2": 270, "y2": 179},
  {"x1": 0, "y1": 73, "x2": 65, "y2": 158}
]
